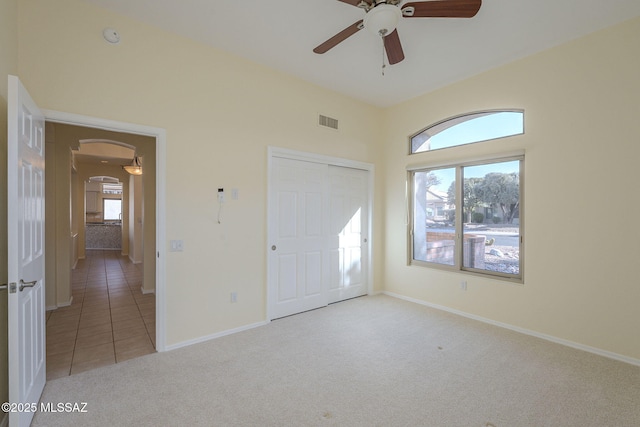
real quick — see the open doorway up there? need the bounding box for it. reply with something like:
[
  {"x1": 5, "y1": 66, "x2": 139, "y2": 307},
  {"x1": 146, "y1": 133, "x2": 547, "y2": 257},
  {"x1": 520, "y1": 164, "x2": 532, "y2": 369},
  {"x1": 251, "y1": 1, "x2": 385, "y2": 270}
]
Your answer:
[{"x1": 43, "y1": 121, "x2": 161, "y2": 378}]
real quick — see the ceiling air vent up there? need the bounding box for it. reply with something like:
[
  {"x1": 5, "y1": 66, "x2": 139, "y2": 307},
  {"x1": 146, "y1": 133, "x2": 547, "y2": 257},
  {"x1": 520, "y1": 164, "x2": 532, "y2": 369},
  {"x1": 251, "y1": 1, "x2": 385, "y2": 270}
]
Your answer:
[{"x1": 318, "y1": 114, "x2": 339, "y2": 131}]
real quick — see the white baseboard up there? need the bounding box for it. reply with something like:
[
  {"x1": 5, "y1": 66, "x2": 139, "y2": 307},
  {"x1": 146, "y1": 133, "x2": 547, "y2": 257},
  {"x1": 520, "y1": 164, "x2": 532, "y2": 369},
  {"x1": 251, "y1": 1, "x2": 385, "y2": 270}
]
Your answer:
[
  {"x1": 55, "y1": 296, "x2": 73, "y2": 308},
  {"x1": 140, "y1": 287, "x2": 155, "y2": 295},
  {"x1": 128, "y1": 254, "x2": 142, "y2": 264},
  {"x1": 382, "y1": 291, "x2": 640, "y2": 367},
  {"x1": 47, "y1": 295, "x2": 73, "y2": 311},
  {"x1": 165, "y1": 321, "x2": 269, "y2": 352}
]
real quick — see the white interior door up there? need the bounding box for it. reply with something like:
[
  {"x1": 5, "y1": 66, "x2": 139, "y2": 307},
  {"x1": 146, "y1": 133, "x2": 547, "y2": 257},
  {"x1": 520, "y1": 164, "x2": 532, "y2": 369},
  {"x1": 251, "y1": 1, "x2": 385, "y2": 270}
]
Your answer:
[
  {"x1": 268, "y1": 157, "x2": 329, "y2": 319},
  {"x1": 328, "y1": 166, "x2": 369, "y2": 303},
  {"x1": 8, "y1": 75, "x2": 46, "y2": 427},
  {"x1": 268, "y1": 154, "x2": 371, "y2": 319}
]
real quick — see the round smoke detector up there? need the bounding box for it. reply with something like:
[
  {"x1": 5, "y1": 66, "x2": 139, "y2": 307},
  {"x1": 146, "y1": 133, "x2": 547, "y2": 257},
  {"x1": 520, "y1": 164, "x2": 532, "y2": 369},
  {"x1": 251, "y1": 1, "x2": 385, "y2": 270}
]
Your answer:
[{"x1": 103, "y1": 28, "x2": 121, "y2": 44}]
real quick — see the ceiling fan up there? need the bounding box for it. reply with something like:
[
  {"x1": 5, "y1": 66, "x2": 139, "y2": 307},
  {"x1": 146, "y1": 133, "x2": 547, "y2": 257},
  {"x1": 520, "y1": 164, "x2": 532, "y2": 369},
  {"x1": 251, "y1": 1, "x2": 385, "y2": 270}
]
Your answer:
[{"x1": 313, "y1": 0, "x2": 482, "y2": 65}]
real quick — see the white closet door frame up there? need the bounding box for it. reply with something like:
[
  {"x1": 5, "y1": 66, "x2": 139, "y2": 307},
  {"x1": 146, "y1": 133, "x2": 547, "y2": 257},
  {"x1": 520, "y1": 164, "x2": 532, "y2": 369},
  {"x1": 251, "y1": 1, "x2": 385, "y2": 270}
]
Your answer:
[{"x1": 266, "y1": 147, "x2": 374, "y2": 321}]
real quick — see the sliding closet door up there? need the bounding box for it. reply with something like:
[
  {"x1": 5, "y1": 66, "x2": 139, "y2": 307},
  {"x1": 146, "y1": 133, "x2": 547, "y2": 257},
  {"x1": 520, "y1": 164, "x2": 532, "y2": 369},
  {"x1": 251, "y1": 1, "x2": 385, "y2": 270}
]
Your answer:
[
  {"x1": 268, "y1": 157, "x2": 329, "y2": 319},
  {"x1": 268, "y1": 155, "x2": 370, "y2": 319},
  {"x1": 328, "y1": 166, "x2": 369, "y2": 304}
]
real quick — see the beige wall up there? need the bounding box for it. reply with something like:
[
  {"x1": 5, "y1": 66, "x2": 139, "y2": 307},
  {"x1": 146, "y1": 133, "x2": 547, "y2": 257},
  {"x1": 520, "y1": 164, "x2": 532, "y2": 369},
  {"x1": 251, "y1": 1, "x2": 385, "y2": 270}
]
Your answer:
[
  {"x1": 17, "y1": 0, "x2": 638, "y2": 362},
  {"x1": 382, "y1": 17, "x2": 640, "y2": 360},
  {"x1": 0, "y1": 0, "x2": 18, "y2": 410},
  {"x1": 18, "y1": 0, "x2": 384, "y2": 346}
]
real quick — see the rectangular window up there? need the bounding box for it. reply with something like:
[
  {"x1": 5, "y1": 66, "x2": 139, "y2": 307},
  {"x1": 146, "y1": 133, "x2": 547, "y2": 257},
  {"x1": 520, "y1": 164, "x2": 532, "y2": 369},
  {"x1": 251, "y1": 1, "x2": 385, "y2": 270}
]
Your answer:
[
  {"x1": 409, "y1": 156, "x2": 523, "y2": 281},
  {"x1": 103, "y1": 199, "x2": 122, "y2": 221}
]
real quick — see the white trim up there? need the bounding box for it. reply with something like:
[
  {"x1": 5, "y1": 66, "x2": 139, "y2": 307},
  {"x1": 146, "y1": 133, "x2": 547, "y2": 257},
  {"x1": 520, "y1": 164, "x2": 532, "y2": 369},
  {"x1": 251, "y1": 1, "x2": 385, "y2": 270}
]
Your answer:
[
  {"x1": 269, "y1": 146, "x2": 373, "y2": 171},
  {"x1": 43, "y1": 109, "x2": 167, "y2": 352},
  {"x1": 383, "y1": 291, "x2": 640, "y2": 367},
  {"x1": 406, "y1": 149, "x2": 525, "y2": 172},
  {"x1": 56, "y1": 296, "x2": 73, "y2": 308},
  {"x1": 266, "y1": 147, "x2": 375, "y2": 321},
  {"x1": 79, "y1": 138, "x2": 136, "y2": 150},
  {"x1": 165, "y1": 321, "x2": 269, "y2": 352},
  {"x1": 140, "y1": 287, "x2": 155, "y2": 295}
]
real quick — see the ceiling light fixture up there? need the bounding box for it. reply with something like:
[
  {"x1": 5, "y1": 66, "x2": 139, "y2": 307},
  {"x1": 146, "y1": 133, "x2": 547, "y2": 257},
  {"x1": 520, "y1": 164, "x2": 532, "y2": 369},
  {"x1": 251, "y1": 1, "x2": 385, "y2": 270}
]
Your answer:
[
  {"x1": 122, "y1": 156, "x2": 143, "y2": 176},
  {"x1": 364, "y1": 3, "x2": 401, "y2": 37}
]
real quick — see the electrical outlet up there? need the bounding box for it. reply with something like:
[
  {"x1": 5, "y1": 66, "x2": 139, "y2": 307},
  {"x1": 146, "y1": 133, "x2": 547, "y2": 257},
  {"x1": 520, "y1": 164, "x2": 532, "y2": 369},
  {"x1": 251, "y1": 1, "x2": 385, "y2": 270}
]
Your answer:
[
  {"x1": 460, "y1": 281, "x2": 467, "y2": 291},
  {"x1": 230, "y1": 292, "x2": 237, "y2": 303}
]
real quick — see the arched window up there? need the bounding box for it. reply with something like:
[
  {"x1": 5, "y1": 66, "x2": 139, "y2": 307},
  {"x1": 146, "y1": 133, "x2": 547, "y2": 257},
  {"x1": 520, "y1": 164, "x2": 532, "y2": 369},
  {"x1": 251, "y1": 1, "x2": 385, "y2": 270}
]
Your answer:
[
  {"x1": 407, "y1": 110, "x2": 525, "y2": 282},
  {"x1": 410, "y1": 110, "x2": 524, "y2": 154}
]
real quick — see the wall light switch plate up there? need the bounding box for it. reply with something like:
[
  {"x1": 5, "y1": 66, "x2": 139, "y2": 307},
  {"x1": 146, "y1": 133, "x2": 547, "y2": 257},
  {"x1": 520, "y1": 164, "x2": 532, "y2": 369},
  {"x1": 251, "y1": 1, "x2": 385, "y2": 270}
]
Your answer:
[{"x1": 170, "y1": 240, "x2": 184, "y2": 252}]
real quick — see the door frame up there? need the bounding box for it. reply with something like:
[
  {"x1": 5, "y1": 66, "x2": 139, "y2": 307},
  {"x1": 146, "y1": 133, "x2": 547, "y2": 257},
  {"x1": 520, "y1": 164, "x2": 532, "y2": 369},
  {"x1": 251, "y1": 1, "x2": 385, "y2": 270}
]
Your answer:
[
  {"x1": 266, "y1": 146, "x2": 374, "y2": 321},
  {"x1": 43, "y1": 109, "x2": 168, "y2": 352}
]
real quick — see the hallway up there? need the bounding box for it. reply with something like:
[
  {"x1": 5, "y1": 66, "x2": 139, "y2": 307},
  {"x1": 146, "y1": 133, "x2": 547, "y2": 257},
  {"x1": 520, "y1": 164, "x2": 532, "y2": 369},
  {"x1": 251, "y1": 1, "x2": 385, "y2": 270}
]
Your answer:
[{"x1": 46, "y1": 250, "x2": 156, "y2": 380}]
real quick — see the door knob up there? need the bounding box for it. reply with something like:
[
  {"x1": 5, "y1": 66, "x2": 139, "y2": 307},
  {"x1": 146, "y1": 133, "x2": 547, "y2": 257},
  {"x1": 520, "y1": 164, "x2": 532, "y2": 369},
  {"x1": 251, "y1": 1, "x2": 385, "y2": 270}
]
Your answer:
[{"x1": 19, "y1": 279, "x2": 37, "y2": 292}]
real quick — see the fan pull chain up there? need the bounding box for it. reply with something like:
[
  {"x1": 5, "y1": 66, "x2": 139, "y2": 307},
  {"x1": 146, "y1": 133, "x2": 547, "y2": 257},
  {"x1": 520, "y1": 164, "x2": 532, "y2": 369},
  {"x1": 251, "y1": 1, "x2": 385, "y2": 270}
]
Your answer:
[{"x1": 381, "y1": 38, "x2": 386, "y2": 76}]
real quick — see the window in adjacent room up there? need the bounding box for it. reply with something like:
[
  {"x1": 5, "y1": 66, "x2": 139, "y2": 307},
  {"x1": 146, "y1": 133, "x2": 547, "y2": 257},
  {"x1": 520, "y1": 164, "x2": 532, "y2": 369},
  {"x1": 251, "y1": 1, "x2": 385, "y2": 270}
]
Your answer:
[{"x1": 103, "y1": 199, "x2": 122, "y2": 221}]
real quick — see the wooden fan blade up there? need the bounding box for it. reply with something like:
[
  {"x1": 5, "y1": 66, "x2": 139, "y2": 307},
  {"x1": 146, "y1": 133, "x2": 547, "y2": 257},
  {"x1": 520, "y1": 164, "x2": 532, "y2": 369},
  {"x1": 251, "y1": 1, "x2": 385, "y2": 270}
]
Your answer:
[
  {"x1": 402, "y1": 0, "x2": 481, "y2": 18},
  {"x1": 384, "y1": 29, "x2": 405, "y2": 65},
  {"x1": 313, "y1": 20, "x2": 364, "y2": 54}
]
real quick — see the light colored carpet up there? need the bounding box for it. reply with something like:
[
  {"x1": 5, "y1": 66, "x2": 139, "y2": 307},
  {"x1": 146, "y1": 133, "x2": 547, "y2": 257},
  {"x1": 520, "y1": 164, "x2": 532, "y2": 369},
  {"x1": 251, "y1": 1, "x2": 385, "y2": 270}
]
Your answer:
[{"x1": 33, "y1": 295, "x2": 640, "y2": 426}]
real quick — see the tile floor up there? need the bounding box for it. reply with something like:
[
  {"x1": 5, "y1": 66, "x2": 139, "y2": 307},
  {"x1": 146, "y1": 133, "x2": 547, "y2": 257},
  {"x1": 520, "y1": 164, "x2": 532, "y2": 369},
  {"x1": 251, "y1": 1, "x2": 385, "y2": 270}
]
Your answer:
[{"x1": 46, "y1": 250, "x2": 156, "y2": 380}]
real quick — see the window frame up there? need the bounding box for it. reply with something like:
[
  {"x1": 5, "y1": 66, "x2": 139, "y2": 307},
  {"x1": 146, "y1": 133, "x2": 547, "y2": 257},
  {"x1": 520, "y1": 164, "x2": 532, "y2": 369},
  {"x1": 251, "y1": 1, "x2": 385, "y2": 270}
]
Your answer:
[
  {"x1": 409, "y1": 109, "x2": 524, "y2": 155},
  {"x1": 407, "y1": 153, "x2": 524, "y2": 283}
]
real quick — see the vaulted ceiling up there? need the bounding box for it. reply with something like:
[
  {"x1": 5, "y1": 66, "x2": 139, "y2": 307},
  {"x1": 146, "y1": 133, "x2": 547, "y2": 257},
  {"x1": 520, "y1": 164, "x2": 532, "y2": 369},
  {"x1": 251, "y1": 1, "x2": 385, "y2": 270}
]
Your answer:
[{"x1": 83, "y1": 0, "x2": 640, "y2": 107}]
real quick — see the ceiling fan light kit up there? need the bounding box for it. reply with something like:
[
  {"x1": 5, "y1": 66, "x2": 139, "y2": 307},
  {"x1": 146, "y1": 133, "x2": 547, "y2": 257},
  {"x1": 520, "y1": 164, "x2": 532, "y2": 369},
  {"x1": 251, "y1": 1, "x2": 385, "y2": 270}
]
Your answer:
[
  {"x1": 364, "y1": 3, "x2": 401, "y2": 37},
  {"x1": 314, "y1": 0, "x2": 482, "y2": 66}
]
